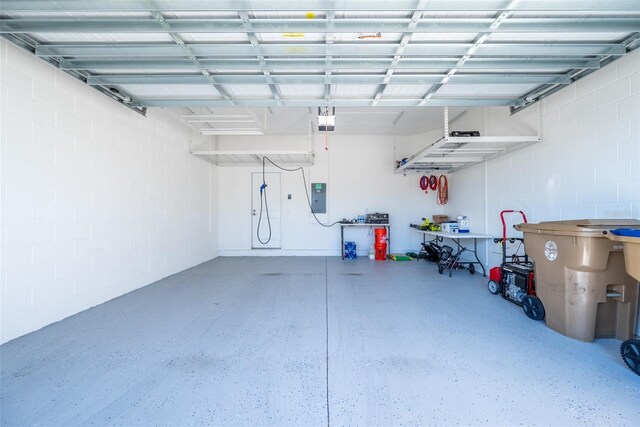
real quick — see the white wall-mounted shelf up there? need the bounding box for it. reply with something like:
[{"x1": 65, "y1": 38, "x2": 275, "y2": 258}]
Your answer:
[
  {"x1": 192, "y1": 150, "x2": 314, "y2": 166},
  {"x1": 192, "y1": 120, "x2": 315, "y2": 166},
  {"x1": 395, "y1": 106, "x2": 541, "y2": 174}
]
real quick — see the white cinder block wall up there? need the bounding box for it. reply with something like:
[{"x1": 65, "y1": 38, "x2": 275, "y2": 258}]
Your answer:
[
  {"x1": 0, "y1": 40, "x2": 218, "y2": 344},
  {"x1": 446, "y1": 49, "x2": 640, "y2": 333},
  {"x1": 447, "y1": 49, "x2": 640, "y2": 267},
  {"x1": 217, "y1": 131, "x2": 447, "y2": 256},
  {"x1": 216, "y1": 50, "x2": 639, "y2": 261}
]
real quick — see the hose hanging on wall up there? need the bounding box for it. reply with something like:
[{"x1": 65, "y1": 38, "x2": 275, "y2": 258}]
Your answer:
[
  {"x1": 256, "y1": 176, "x2": 272, "y2": 244},
  {"x1": 419, "y1": 175, "x2": 439, "y2": 194},
  {"x1": 429, "y1": 175, "x2": 438, "y2": 190},
  {"x1": 256, "y1": 156, "x2": 340, "y2": 245},
  {"x1": 437, "y1": 175, "x2": 449, "y2": 205},
  {"x1": 419, "y1": 175, "x2": 429, "y2": 192}
]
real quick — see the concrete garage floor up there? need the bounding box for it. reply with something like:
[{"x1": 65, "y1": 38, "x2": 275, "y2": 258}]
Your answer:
[{"x1": 1, "y1": 257, "x2": 639, "y2": 426}]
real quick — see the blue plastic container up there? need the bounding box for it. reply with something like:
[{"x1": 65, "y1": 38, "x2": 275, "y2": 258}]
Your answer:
[{"x1": 344, "y1": 241, "x2": 357, "y2": 260}]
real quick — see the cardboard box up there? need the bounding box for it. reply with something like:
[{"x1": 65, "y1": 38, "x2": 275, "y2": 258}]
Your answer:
[{"x1": 432, "y1": 215, "x2": 449, "y2": 224}]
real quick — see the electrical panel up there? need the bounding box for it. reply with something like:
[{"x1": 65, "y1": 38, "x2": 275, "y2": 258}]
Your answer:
[{"x1": 311, "y1": 183, "x2": 326, "y2": 214}]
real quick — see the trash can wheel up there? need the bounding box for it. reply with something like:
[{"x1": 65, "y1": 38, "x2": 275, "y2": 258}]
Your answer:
[
  {"x1": 620, "y1": 339, "x2": 640, "y2": 376},
  {"x1": 468, "y1": 264, "x2": 475, "y2": 275},
  {"x1": 522, "y1": 295, "x2": 545, "y2": 321},
  {"x1": 488, "y1": 280, "x2": 501, "y2": 295}
]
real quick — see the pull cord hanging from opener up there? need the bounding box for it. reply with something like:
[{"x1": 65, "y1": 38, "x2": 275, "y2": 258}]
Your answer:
[
  {"x1": 319, "y1": 106, "x2": 334, "y2": 151},
  {"x1": 256, "y1": 156, "x2": 341, "y2": 245},
  {"x1": 325, "y1": 123, "x2": 329, "y2": 151}
]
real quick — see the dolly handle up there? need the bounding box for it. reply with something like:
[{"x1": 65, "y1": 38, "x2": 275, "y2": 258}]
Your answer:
[{"x1": 500, "y1": 210, "x2": 528, "y2": 243}]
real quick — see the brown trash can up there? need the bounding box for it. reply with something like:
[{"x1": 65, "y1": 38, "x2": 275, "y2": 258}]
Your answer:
[
  {"x1": 515, "y1": 219, "x2": 640, "y2": 342},
  {"x1": 605, "y1": 232, "x2": 640, "y2": 282}
]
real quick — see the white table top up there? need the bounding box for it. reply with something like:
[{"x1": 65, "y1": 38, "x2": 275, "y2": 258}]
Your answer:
[
  {"x1": 412, "y1": 229, "x2": 493, "y2": 239},
  {"x1": 340, "y1": 223, "x2": 390, "y2": 227}
]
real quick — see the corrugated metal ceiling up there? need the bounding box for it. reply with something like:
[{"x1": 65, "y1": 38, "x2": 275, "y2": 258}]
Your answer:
[{"x1": 0, "y1": 0, "x2": 638, "y2": 117}]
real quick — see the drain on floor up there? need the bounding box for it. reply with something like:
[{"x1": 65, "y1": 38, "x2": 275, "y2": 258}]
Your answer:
[{"x1": 342, "y1": 273, "x2": 363, "y2": 276}]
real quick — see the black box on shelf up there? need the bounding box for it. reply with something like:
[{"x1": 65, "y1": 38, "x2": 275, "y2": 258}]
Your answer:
[{"x1": 365, "y1": 213, "x2": 389, "y2": 224}]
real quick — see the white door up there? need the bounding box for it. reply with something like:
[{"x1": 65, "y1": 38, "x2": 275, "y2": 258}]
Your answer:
[{"x1": 252, "y1": 172, "x2": 281, "y2": 248}]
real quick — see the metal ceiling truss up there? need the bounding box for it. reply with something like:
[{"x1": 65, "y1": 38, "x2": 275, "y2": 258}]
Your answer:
[
  {"x1": 372, "y1": 1, "x2": 426, "y2": 106},
  {"x1": 2, "y1": 1, "x2": 640, "y2": 13},
  {"x1": 1, "y1": 1, "x2": 639, "y2": 112},
  {"x1": 420, "y1": 0, "x2": 523, "y2": 106},
  {"x1": 34, "y1": 42, "x2": 627, "y2": 58},
  {"x1": 129, "y1": 98, "x2": 523, "y2": 108},
  {"x1": 144, "y1": 3, "x2": 235, "y2": 105},
  {"x1": 239, "y1": 11, "x2": 282, "y2": 104},
  {"x1": 2, "y1": 18, "x2": 640, "y2": 34},
  {"x1": 86, "y1": 74, "x2": 574, "y2": 86},
  {"x1": 511, "y1": 32, "x2": 640, "y2": 114},
  {"x1": 324, "y1": 10, "x2": 335, "y2": 105},
  {"x1": 57, "y1": 58, "x2": 602, "y2": 71}
]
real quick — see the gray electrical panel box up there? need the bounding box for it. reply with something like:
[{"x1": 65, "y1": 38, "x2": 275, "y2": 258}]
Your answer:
[{"x1": 311, "y1": 183, "x2": 327, "y2": 214}]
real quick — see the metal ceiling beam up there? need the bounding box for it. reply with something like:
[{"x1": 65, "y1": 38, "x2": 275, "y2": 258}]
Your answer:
[
  {"x1": 239, "y1": 11, "x2": 282, "y2": 104},
  {"x1": 3, "y1": 0, "x2": 639, "y2": 12},
  {"x1": 60, "y1": 57, "x2": 600, "y2": 71},
  {"x1": 373, "y1": 3, "x2": 425, "y2": 106},
  {"x1": 129, "y1": 97, "x2": 524, "y2": 108},
  {"x1": 420, "y1": 1, "x2": 516, "y2": 105},
  {"x1": 3, "y1": 18, "x2": 640, "y2": 34},
  {"x1": 87, "y1": 73, "x2": 573, "y2": 86},
  {"x1": 145, "y1": 8, "x2": 234, "y2": 105},
  {"x1": 511, "y1": 33, "x2": 640, "y2": 114},
  {"x1": 34, "y1": 42, "x2": 627, "y2": 58},
  {"x1": 324, "y1": 10, "x2": 335, "y2": 104}
]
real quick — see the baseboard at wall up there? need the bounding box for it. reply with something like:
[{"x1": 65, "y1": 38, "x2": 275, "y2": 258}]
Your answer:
[{"x1": 219, "y1": 249, "x2": 340, "y2": 257}]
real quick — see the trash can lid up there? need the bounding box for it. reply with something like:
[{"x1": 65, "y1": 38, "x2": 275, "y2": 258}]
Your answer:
[
  {"x1": 604, "y1": 230, "x2": 640, "y2": 281},
  {"x1": 611, "y1": 228, "x2": 640, "y2": 238},
  {"x1": 515, "y1": 219, "x2": 640, "y2": 237}
]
